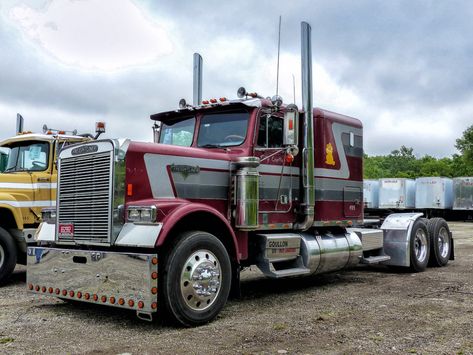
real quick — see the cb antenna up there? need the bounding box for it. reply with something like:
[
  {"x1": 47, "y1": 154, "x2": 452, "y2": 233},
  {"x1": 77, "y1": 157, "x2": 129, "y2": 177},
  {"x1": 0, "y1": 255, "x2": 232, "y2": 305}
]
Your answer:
[
  {"x1": 292, "y1": 74, "x2": 296, "y2": 103},
  {"x1": 275, "y1": 15, "x2": 282, "y2": 97}
]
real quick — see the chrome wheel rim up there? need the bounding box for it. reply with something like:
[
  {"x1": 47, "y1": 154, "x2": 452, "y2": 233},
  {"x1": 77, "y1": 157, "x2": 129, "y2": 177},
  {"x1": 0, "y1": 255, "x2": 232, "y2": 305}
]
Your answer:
[
  {"x1": 180, "y1": 250, "x2": 222, "y2": 311},
  {"x1": 0, "y1": 244, "x2": 4, "y2": 269},
  {"x1": 438, "y1": 226, "x2": 450, "y2": 259},
  {"x1": 414, "y1": 228, "x2": 428, "y2": 263}
]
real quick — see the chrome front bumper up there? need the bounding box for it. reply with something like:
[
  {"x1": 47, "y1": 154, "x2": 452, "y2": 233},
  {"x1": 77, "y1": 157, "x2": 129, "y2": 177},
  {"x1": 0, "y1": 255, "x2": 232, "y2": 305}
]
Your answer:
[{"x1": 27, "y1": 247, "x2": 158, "y2": 314}]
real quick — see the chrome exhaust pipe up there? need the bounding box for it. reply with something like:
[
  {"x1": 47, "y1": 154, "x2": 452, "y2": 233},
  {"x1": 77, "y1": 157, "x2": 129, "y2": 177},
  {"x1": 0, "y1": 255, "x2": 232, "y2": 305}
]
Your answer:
[
  {"x1": 193, "y1": 53, "x2": 203, "y2": 106},
  {"x1": 295, "y1": 21, "x2": 315, "y2": 230}
]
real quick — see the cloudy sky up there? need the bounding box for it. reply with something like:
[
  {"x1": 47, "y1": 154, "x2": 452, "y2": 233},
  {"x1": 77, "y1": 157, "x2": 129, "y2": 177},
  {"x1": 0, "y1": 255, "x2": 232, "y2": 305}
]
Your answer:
[{"x1": 0, "y1": 0, "x2": 471, "y2": 157}]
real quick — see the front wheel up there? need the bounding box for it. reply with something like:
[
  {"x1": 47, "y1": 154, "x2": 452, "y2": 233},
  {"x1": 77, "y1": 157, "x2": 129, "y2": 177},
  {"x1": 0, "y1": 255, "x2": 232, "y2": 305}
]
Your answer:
[
  {"x1": 0, "y1": 227, "x2": 18, "y2": 286},
  {"x1": 409, "y1": 219, "x2": 430, "y2": 272},
  {"x1": 161, "y1": 231, "x2": 232, "y2": 327}
]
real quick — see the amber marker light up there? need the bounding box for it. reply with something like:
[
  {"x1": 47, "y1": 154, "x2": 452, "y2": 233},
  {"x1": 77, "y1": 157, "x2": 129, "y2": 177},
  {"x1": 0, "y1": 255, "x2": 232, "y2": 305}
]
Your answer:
[
  {"x1": 219, "y1": 97, "x2": 227, "y2": 102},
  {"x1": 101, "y1": 296, "x2": 107, "y2": 303},
  {"x1": 35, "y1": 285, "x2": 40, "y2": 292},
  {"x1": 202, "y1": 100, "x2": 209, "y2": 105},
  {"x1": 151, "y1": 272, "x2": 158, "y2": 280},
  {"x1": 41, "y1": 286, "x2": 46, "y2": 293},
  {"x1": 48, "y1": 287, "x2": 53, "y2": 294},
  {"x1": 93, "y1": 294, "x2": 98, "y2": 301},
  {"x1": 55, "y1": 288, "x2": 60, "y2": 295},
  {"x1": 151, "y1": 302, "x2": 158, "y2": 310},
  {"x1": 151, "y1": 257, "x2": 158, "y2": 265},
  {"x1": 118, "y1": 298, "x2": 125, "y2": 306},
  {"x1": 138, "y1": 301, "x2": 144, "y2": 309},
  {"x1": 69, "y1": 290, "x2": 75, "y2": 297},
  {"x1": 62, "y1": 289, "x2": 67, "y2": 296},
  {"x1": 28, "y1": 283, "x2": 33, "y2": 290},
  {"x1": 151, "y1": 287, "x2": 158, "y2": 295},
  {"x1": 84, "y1": 293, "x2": 90, "y2": 300},
  {"x1": 109, "y1": 297, "x2": 116, "y2": 304},
  {"x1": 77, "y1": 292, "x2": 82, "y2": 299},
  {"x1": 210, "y1": 98, "x2": 217, "y2": 104},
  {"x1": 128, "y1": 299, "x2": 135, "y2": 307},
  {"x1": 127, "y1": 183, "x2": 133, "y2": 197}
]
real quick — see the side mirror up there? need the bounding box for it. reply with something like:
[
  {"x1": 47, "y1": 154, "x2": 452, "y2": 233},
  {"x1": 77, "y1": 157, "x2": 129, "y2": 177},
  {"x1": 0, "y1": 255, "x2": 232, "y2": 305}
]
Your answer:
[{"x1": 283, "y1": 104, "x2": 299, "y2": 146}]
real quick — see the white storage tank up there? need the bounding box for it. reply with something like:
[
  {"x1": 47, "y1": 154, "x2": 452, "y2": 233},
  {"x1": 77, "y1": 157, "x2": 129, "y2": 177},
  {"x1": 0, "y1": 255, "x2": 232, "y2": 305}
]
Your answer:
[
  {"x1": 415, "y1": 177, "x2": 453, "y2": 209},
  {"x1": 453, "y1": 177, "x2": 473, "y2": 210},
  {"x1": 378, "y1": 178, "x2": 416, "y2": 209},
  {"x1": 363, "y1": 180, "x2": 379, "y2": 208}
]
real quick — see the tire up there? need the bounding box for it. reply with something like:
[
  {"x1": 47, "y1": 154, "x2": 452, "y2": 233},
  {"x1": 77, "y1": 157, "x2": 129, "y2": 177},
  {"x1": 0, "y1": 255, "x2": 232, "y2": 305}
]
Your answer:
[
  {"x1": 0, "y1": 227, "x2": 18, "y2": 286},
  {"x1": 409, "y1": 219, "x2": 430, "y2": 272},
  {"x1": 427, "y1": 218, "x2": 451, "y2": 267},
  {"x1": 161, "y1": 231, "x2": 232, "y2": 327}
]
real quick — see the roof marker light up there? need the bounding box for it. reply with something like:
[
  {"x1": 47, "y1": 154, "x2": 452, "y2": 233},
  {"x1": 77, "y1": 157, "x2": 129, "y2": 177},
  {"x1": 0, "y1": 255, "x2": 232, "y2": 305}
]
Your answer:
[
  {"x1": 219, "y1": 97, "x2": 227, "y2": 102},
  {"x1": 202, "y1": 100, "x2": 209, "y2": 105},
  {"x1": 210, "y1": 98, "x2": 217, "y2": 104}
]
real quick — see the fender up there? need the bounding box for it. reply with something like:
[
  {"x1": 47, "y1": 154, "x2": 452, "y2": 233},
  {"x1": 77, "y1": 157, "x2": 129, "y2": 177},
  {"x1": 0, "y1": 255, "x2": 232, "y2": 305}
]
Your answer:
[
  {"x1": 157, "y1": 202, "x2": 239, "y2": 260},
  {"x1": 0, "y1": 193, "x2": 24, "y2": 230},
  {"x1": 380, "y1": 212, "x2": 423, "y2": 267}
]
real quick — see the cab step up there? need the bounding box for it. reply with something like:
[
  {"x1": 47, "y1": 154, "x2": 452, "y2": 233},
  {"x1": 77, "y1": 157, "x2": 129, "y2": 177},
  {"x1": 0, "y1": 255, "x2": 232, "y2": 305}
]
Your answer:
[{"x1": 361, "y1": 255, "x2": 391, "y2": 264}]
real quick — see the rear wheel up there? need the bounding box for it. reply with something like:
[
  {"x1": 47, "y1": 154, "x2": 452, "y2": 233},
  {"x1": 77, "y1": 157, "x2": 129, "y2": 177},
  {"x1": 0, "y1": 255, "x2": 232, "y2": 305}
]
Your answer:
[
  {"x1": 161, "y1": 231, "x2": 232, "y2": 327},
  {"x1": 409, "y1": 219, "x2": 430, "y2": 272},
  {"x1": 427, "y1": 218, "x2": 451, "y2": 267},
  {"x1": 0, "y1": 227, "x2": 17, "y2": 286}
]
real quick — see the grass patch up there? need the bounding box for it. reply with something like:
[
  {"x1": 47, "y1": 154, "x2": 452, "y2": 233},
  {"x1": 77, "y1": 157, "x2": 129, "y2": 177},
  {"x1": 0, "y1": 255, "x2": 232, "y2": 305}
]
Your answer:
[
  {"x1": 273, "y1": 323, "x2": 287, "y2": 331},
  {"x1": 0, "y1": 338, "x2": 14, "y2": 345}
]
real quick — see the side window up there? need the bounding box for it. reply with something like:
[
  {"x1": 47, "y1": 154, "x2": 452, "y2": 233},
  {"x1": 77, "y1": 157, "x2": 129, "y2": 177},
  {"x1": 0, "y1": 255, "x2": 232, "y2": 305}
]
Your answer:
[{"x1": 257, "y1": 115, "x2": 283, "y2": 148}]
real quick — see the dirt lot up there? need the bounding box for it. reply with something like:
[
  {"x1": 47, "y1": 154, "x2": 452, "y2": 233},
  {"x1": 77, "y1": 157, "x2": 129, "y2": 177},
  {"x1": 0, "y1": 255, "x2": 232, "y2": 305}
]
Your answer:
[{"x1": 0, "y1": 222, "x2": 472, "y2": 354}]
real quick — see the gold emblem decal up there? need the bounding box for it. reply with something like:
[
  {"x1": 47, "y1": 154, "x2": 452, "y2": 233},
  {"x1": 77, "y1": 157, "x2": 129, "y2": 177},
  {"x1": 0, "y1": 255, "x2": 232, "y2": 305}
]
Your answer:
[{"x1": 325, "y1": 143, "x2": 336, "y2": 166}]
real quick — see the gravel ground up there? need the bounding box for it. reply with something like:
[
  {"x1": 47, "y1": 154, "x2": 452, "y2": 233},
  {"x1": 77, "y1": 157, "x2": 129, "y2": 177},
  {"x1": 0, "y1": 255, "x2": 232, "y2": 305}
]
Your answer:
[{"x1": 0, "y1": 222, "x2": 472, "y2": 355}]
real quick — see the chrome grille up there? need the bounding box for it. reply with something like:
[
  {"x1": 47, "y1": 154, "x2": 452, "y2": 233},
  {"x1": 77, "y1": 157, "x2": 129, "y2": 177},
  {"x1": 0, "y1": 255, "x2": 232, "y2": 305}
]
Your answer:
[{"x1": 58, "y1": 151, "x2": 113, "y2": 243}]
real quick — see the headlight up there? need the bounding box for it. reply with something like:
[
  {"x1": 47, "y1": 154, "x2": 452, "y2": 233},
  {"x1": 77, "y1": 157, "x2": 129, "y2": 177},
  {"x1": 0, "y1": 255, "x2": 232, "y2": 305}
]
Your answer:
[
  {"x1": 127, "y1": 206, "x2": 157, "y2": 223},
  {"x1": 41, "y1": 208, "x2": 57, "y2": 224}
]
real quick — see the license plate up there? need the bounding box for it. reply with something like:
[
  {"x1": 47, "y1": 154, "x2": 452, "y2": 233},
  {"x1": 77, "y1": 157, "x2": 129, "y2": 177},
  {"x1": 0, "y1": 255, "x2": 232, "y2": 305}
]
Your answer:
[{"x1": 58, "y1": 223, "x2": 74, "y2": 238}]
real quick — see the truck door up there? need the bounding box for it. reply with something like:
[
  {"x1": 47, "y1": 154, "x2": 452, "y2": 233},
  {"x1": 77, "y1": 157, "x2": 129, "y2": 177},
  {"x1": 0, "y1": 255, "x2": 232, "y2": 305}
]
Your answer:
[
  {"x1": 27, "y1": 141, "x2": 54, "y2": 220},
  {"x1": 254, "y1": 112, "x2": 298, "y2": 226}
]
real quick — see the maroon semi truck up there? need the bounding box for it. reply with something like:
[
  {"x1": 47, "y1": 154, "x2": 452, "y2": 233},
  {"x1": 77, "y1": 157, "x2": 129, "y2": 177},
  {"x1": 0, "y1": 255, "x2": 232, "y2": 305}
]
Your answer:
[{"x1": 27, "y1": 22, "x2": 453, "y2": 326}]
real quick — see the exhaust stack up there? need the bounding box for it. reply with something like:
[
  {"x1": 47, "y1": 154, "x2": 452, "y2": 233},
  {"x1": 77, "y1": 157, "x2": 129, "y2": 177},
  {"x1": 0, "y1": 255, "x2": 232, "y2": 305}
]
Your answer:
[
  {"x1": 295, "y1": 21, "x2": 315, "y2": 230},
  {"x1": 193, "y1": 53, "x2": 203, "y2": 106}
]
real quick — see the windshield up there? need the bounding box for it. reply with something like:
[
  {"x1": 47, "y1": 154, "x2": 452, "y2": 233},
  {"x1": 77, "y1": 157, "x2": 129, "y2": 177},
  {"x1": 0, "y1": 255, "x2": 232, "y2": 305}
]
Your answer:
[
  {"x1": 159, "y1": 117, "x2": 195, "y2": 147},
  {"x1": 197, "y1": 110, "x2": 249, "y2": 147},
  {"x1": 4, "y1": 141, "x2": 50, "y2": 172}
]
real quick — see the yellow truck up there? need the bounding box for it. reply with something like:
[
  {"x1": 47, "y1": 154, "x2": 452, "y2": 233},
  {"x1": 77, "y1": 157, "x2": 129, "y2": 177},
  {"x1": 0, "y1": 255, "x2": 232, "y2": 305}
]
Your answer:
[{"x1": 0, "y1": 123, "x2": 104, "y2": 285}]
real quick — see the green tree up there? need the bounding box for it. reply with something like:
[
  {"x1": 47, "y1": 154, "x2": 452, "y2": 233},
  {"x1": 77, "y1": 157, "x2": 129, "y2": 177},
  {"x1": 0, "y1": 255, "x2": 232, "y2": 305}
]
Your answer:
[{"x1": 456, "y1": 125, "x2": 473, "y2": 161}]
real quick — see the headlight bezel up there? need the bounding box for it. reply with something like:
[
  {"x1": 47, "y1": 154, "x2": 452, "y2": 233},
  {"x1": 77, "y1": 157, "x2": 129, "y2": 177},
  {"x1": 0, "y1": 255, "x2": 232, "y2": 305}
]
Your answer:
[{"x1": 126, "y1": 205, "x2": 157, "y2": 223}]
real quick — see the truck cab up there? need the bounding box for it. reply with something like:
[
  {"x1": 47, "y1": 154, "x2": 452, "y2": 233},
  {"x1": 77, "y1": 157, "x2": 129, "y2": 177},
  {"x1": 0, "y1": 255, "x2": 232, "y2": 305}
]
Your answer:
[{"x1": 0, "y1": 131, "x2": 90, "y2": 285}]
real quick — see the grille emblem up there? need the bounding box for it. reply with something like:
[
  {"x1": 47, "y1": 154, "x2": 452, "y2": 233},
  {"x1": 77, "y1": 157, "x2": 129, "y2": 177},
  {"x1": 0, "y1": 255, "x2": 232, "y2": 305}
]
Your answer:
[{"x1": 71, "y1": 145, "x2": 99, "y2": 156}]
